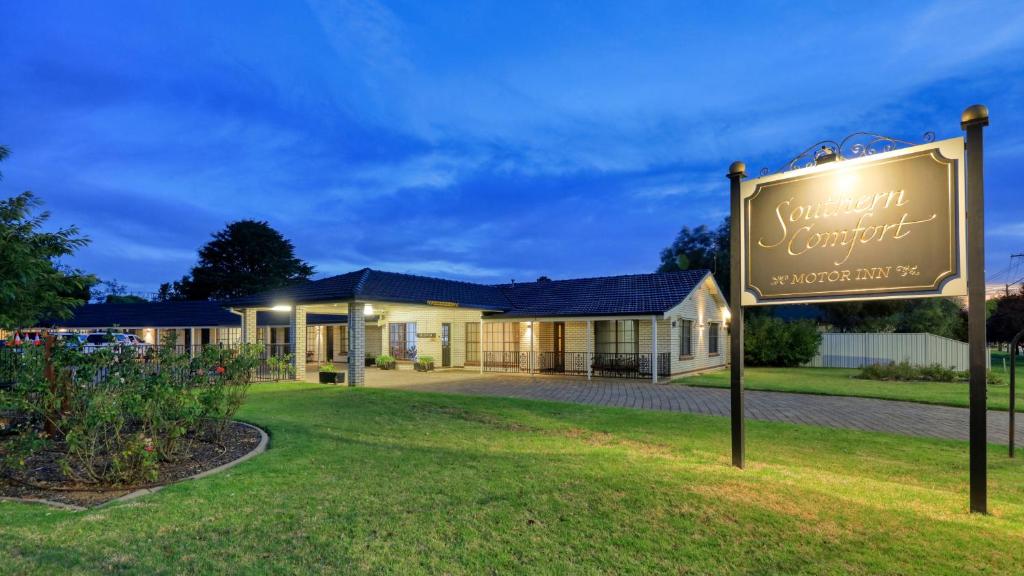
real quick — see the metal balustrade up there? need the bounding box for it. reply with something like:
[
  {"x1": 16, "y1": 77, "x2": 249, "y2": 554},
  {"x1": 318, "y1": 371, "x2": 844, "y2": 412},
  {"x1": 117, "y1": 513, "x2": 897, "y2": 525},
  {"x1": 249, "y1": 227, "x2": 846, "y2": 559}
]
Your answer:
[{"x1": 484, "y1": 351, "x2": 670, "y2": 380}]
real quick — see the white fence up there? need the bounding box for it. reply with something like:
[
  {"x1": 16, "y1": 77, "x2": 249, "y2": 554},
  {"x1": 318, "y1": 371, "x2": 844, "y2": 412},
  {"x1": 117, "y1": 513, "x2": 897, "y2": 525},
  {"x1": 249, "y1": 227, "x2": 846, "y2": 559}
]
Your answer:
[{"x1": 804, "y1": 332, "x2": 989, "y2": 371}]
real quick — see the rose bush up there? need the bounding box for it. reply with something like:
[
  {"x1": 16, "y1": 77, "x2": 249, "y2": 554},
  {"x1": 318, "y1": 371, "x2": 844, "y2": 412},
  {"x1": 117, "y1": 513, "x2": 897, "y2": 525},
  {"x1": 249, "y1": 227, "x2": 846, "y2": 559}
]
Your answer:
[{"x1": 0, "y1": 335, "x2": 261, "y2": 486}]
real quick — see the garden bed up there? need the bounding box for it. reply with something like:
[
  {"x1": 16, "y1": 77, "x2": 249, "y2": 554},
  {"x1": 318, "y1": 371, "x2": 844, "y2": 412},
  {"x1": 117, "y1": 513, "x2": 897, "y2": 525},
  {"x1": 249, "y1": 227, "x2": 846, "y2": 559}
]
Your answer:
[{"x1": 0, "y1": 420, "x2": 264, "y2": 508}]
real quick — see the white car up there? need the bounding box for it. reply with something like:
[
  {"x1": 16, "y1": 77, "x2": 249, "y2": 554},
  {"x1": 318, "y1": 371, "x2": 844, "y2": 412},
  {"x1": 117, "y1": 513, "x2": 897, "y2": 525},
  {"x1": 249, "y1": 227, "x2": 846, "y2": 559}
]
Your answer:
[{"x1": 82, "y1": 332, "x2": 132, "y2": 351}]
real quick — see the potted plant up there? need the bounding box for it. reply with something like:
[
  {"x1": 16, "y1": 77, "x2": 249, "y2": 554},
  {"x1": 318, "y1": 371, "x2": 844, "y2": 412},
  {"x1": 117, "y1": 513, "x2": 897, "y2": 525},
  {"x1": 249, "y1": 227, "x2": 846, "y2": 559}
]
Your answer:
[
  {"x1": 318, "y1": 363, "x2": 345, "y2": 384},
  {"x1": 375, "y1": 354, "x2": 397, "y2": 370},
  {"x1": 414, "y1": 355, "x2": 435, "y2": 372}
]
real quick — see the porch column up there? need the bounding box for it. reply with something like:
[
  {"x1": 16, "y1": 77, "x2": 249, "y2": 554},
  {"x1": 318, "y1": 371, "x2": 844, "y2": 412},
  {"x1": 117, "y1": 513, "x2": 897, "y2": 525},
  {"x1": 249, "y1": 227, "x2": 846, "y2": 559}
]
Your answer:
[
  {"x1": 348, "y1": 302, "x2": 365, "y2": 386},
  {"x1": 154, "y1": 328, "x2": 161, "y2": 347},
  {"x1": 529, "y1": 321, "x2": 535, "y2": 375},
  {"x1": 586, "y1": 320, "x2": 592, "y2": 381},
  {"x1": 479, "y1": 319, "x2": 484, "y2": 374},
  {"x1": 290, "y1": 306, "x2": 307, "y2": 381},
  {"x1": 242, "y1": 308, "x2": 258, "y2": 345},
  {"x1": 651, "y1": 315, "x2": 658, "y2": 384},
  {"x1": 189, "y1": 327, "x2": 198, "y2": 357}
]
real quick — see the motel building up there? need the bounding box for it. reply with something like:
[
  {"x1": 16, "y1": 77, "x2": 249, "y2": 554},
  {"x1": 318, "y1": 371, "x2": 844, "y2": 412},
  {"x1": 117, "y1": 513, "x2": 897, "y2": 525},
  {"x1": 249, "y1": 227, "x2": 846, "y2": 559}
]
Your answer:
[
  {"x1": 8, "y1": 301, "x2": 349, "y2": 370},
  {"x1": 226, "y1": 267, "x2": 731, "y2": 384}
]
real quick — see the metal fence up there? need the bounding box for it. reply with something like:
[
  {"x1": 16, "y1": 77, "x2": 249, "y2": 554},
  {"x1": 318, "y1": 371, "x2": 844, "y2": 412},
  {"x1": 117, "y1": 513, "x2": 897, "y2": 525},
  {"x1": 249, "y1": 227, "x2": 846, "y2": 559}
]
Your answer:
[
  {"x1": 0, "y1": 343, "x2": 301, "y2": 385},
  {"x1": 804, "y1": 332, "x2": 989, "y2": 371},
  {"x1": 484, "y1": 351, "x2": 670, "y2": 379}
]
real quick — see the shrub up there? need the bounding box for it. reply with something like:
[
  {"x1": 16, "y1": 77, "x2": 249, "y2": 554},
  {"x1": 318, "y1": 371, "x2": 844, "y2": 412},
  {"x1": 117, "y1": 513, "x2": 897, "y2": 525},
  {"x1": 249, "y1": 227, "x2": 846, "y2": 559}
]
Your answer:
[
  {"x1": 0, "y1": 338, "x2": 261, "y2": 486},
  {"x1": 266, "y1": 353, "x2": 295, "y2": 379},
  {"x1": 318, "y1": 363, "x2": 337, "y2": 373},
  {"x1": 417, "y1": 355, "x2": 434, "y2": 365},
  {"x1": 375, "y1": 354, "x2": 396, "y2": 368},
  {"x1": 744, "y1": 316, "x2": 821, "y2": 367},
  {"x1": 857, "y1": 361, "x2": 1003, "y2": 385}
]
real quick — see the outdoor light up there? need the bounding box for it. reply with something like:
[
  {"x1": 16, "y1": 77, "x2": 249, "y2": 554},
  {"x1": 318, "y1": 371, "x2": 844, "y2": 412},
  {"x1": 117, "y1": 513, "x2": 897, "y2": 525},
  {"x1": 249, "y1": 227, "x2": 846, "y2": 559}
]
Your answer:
[
  {"x1": 363, "y1": 303, "x2": 374, "y2": 316},
  {"x1": 722, "y1": 308, "x2": 732, "y2": 322},
  {"x1": 271, "y1": 304, "x2": 291, "y2": 312}
]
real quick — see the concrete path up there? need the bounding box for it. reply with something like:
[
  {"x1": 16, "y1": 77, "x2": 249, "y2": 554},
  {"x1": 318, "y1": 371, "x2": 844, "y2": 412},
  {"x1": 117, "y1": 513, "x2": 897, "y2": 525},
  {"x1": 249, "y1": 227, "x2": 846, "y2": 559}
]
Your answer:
[{"x1": 368, "y1": 370, "x2": 1024, "y2": 445}]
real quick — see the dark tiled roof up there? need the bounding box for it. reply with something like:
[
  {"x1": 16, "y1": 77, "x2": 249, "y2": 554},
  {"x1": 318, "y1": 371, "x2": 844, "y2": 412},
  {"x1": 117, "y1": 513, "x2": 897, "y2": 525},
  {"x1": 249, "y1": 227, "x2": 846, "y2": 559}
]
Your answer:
[
  {"x1": 491, "y1": 269, "x2": 711, "y2": 318},
  {"x1": 228, "y1": 267, "x2": 712, "y2": 317},
  {"x1": 228, "y1": 268, "x2": 511, "y2": 311},
  {"x1": 40, "y1": 301, "x2": 346, "y2": 329}
]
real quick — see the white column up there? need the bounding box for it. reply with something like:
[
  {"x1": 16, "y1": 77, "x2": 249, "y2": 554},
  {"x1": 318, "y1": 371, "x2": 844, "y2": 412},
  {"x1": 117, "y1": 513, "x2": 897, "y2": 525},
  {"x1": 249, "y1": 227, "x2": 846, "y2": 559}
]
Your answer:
[
  {"x1": 290, "y1": 306, "x2": 307, "y2": 381},
  {"x1": 529, "y1": 321, "x2": 535, "y2": 375},
  {"x1": 586, "y1": 320, "x2": 592, "y2": 381},
  {"x1": 348, "y1": 302, "x2": 365, "y2": 386},
  {"x1": 651, "y1": 315, "x2": 658, "y2": 384},
  {"x1": 154, "y1": 328, "x2": 161, "y2": 348},
  {"x1": 190, "y1": 327, "x2": 198, "y2": 357},
  {"x1": 479, "y1": 319, "x2": 484, "y2": 374}
]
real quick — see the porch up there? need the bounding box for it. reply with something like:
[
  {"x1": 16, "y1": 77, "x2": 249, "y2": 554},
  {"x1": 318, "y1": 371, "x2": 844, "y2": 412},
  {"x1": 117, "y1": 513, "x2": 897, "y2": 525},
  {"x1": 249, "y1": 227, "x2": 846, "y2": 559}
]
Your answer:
[{"x1": 475, "y1": 318, "x2": 673, "y2": 382}]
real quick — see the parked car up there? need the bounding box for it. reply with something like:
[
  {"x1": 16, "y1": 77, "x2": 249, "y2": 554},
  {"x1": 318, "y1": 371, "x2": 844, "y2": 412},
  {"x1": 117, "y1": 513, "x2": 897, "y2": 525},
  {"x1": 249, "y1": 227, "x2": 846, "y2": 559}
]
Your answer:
[
  {"x1": 54, "y1": 333, "x2": 86, "y2": 349},
  {"x1": 82, "y1": 332, "x2": 133, "y2": 352}
]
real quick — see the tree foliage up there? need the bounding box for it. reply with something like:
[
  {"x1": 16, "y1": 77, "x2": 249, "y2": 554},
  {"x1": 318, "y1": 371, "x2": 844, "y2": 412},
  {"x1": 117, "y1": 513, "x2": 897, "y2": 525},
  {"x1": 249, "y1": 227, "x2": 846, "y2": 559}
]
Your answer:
[
  {"x1": 0, "y1": 187, "x2": 95, "y2": 329},
  {"x1": 988, "y1": 289, "x2": 1024, "y2": 344},
  {"x1": 158, "y1": 220, "x2": 313, "y2": 301},
  {"x1": 744, "y1": 315, "x2": 822, "y2": 367},
  {"x1": 818, "y1": 298, "x2": 966, "y2": 340},
  {"x1": 658, "y1": 216, "x2": 730, "y2": 296}
]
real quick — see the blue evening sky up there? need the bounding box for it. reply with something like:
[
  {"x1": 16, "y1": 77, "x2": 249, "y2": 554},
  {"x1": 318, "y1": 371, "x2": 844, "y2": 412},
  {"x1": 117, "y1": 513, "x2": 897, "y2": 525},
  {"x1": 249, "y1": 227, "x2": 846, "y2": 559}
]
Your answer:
[{"x1": 2, "y1": 1, "x2": 1022, "y2": 295}]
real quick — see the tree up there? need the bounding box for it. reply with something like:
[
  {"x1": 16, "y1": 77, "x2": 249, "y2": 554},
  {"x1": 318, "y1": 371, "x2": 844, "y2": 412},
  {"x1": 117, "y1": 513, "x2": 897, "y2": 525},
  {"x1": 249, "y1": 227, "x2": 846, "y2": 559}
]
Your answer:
[
  {"x1": 988, "y1": 289, "x2": 1024, "y2": 347},
  {"x1": 0, "y1": 189, "x2": 95, "y2": 329},
  {"x1": 91, "y1": 278, "x2": 146, "y2": 303},
  {"x1": 744, "y1": 316, "x2": 821, "y2": 367},
  {"x1": 658, "y1": 216, "x2": 730, "y2": 296},
  {"x1": 818, "y1": 298, "x2": 966, "y2": 340},
  {"x1": 159, "y1": 220, "x2": 314, "y2": 301}
]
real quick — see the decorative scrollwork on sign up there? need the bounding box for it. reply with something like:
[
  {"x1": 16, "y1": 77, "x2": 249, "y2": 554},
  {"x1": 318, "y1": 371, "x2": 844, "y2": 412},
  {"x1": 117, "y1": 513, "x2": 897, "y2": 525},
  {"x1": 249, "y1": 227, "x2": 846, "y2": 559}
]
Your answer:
[{"x1": 759, "y1": 131, "x2": 936, "y2": 177}]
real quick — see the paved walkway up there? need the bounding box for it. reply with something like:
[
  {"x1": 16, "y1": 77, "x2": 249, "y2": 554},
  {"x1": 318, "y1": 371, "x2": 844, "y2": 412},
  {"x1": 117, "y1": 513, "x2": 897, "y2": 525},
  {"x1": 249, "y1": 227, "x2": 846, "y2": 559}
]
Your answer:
[{"x1": 367, "y1": 370, "x2": 1024, "y2": 445}]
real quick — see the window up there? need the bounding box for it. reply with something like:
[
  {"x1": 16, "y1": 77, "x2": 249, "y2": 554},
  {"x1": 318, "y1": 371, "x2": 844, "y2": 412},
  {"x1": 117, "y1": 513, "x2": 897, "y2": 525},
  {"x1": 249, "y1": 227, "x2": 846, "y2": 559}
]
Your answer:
[
  {"x1": 708, "y1": 322, "x2": 721, "y2": 355},
  {"x1": 594, "y1": 320, "x2": 638, "y2": 355},
  {"x1": 465, "y1": 322, "x2": 480, "y2": 365},
  {"x1": 679, "y1": 319, "x2": 694, "y2": 358},
  {"x1": 483, "y1": 322, "x2": 519, "y2": 363},
  {"x1": 389, "y1": 322, "x2": 417, "y2": 360}
]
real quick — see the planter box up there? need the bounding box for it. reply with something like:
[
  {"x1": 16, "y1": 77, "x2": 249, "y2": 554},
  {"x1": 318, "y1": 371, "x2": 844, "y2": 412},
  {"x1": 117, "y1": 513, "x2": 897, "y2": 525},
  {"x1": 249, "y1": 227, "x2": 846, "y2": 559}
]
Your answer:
[
  {"x1": 376, "y1": 361, "x2": 396, "y2": 370},
  {"x1": 318, "y1": 372, "x2": 345, "y2": 384},
  {"x1": 365, "y1": 357, "x2": 376, "y2": 367},
  {"x1": 413, "y1": 362, "x2": 435, "y2": 372}
]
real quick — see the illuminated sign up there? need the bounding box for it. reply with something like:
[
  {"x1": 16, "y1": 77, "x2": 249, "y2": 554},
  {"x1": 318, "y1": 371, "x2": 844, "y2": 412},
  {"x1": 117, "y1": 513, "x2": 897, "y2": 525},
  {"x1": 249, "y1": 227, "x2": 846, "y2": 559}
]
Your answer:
[
  {"x1": 741, "y1": 138, "x2": 966, "y2": 305},
  {"x1": 426, "y1": 300, "x2": 459, "y2": 307}
]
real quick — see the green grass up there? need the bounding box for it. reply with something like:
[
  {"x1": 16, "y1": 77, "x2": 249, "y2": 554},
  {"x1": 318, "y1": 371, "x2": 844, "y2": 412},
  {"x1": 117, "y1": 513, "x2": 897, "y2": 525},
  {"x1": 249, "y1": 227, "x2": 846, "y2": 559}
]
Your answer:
[
  {"x1": 679, "y1": 362, "x2": 1024, "y2": 410},
  {"x1": 4, "y1": 382, "x2": 1024, "y2": 574}
]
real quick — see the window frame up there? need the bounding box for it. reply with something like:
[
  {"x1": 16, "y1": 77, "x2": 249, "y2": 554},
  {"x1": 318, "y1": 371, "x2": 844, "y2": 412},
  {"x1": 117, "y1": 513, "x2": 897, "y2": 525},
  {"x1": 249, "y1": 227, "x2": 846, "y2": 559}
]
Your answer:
[
  {"x1": 708, "y1": 322, "x2": 721, "y2": 356},
  {"x1": 679, "y1": 318, "x2": 694, "y2": 359}
]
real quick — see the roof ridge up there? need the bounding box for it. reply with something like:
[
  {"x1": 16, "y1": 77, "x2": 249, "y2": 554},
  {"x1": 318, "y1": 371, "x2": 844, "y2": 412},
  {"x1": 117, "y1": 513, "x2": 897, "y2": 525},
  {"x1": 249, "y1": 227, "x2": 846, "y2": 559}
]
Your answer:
[
  {"x1": 361, "y1": 267, "x2": 503, "y2": 290},
  {"x1": 494, "y1": 268, "x2": 709, "y2": 287},
  {"x1": 352, "y1": 268, "x2": 373, "y2": 297}
]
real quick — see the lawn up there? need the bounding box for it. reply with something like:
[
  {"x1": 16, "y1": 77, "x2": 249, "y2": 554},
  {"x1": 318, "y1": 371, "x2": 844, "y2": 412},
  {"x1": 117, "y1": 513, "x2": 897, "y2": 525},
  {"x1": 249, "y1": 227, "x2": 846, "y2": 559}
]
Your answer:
[
  {"x1": 4, "y1": 382, "x2": 1024, "y2": 574},
  {"x1": 679, "y1": 363, "x2": 1024, "y2": 411}
]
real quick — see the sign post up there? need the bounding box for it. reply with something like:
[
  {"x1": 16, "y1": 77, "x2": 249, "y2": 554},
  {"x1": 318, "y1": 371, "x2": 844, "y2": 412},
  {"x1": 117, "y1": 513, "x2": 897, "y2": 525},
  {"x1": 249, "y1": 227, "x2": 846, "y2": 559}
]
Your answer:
[
  {"x1": 730, "y1": 107, "x2": 987, "y2": 512},
  {"x1": 728, "y1": 161, "x2": 746, "y2": 468},
  {"x1": 962, "y1": 104, "x2": 989, "y2": 514}
]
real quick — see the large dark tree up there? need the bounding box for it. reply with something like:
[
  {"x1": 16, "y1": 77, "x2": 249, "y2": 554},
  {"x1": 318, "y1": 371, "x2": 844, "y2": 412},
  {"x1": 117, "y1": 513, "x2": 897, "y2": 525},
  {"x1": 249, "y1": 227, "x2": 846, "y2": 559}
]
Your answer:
[
  {"x1": 657, "y1": 216, "x2": 730, "y2": 296},
  {"x1": 0, "y1": 148, "x2": 96, "y2": 328},
  {"x1": 158, "y1": 220, "x2": 314, "y2": 301},
  {"x1": 988, "y1": 289, "x2": 1024, "y2": 346}
]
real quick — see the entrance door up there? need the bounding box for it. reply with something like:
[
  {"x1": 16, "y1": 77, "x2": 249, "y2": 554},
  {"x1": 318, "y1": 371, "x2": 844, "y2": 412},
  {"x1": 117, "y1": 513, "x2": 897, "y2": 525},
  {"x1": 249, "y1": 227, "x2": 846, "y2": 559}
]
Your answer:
[
  {"x1": 326, "y1": 327, "x2": 334, "y2": 361},
  {"x1": 441, "y1": 323, "x2": 451, "y2": 367},
  {"x1": 554, "y1": 322, "x2": 565, "y2": 372}
]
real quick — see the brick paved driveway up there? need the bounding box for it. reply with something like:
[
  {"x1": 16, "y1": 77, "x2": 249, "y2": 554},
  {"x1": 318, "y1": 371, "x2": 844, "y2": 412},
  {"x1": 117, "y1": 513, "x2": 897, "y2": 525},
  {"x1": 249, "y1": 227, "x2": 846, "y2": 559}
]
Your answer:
[{"x1": 373, "y1": 371, "x2": 1024, "y2": 445}]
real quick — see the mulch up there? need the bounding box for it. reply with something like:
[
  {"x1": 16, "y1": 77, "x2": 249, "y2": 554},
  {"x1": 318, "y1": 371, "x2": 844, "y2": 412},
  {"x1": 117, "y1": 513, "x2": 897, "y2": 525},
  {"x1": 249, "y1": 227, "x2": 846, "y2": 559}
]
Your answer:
[{"x1": 0, "y1": 421, "x2": 261, "y2": 508}]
